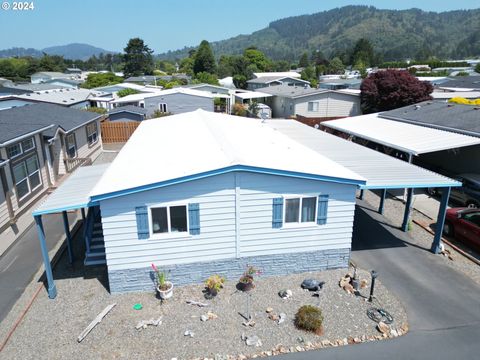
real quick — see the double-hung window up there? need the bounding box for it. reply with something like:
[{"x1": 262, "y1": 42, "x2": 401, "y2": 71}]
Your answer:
[
  {"x1": 86, "y1": 122, "x2": 98, "y2": 145},
  {"x1": 12, "y1": 155, "x2": 41, "y2": 200},
  {"x1": 65, "y1": 133, "x2": 77, "y2": 158},
  {"x1": 284, "y1": 196, "x2": 317, "y2": 225},
  {"x1": 150, "y1": 204, "x2": 188, "y2": 235},
  {"x1": 307, "y1": 101, "x2": 319, "y2": 112},
  {"x1": 158, "y1": 103, "x2": 168, "y2": 113}
]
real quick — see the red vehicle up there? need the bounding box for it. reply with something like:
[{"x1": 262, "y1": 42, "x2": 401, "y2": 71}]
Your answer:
[{"x1": 444, "y1": 208, "x2": 480, "y2": 251}]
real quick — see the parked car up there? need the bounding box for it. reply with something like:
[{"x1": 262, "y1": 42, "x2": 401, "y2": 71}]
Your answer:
[
  {"x1": 444, "y1": 208, "x2": 480, "y2": 251},
  {"x1": 427, "y1": 173, "x2": 480, "y2": 208}
]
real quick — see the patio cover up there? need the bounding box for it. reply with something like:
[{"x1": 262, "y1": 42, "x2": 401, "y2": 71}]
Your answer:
[
  {"x1": 322, "y1": 113, "x2": 480, "y2": 156},
  {"x1": 234, "y1": 91, "x2": 273, "y2": 100},
  {"x1": 33, "y1": 164, "x2": 109, "y2": 216},
  {"x1": 266, "y1": 119, "x2": 461, "y2": 190}
]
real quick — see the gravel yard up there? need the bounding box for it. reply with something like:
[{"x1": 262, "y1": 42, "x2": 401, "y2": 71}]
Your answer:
[
  {"x1": 1, "y1": 251, "x2": 407, "y2": 360},
  {"x1": 362, "y1": 190, "x2": 480, "y2": 286}
]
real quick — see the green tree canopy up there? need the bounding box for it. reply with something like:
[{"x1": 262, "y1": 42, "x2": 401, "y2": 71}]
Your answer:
[
  {"x1": 117, "y1": 88, "x2": 140, "y2": 98},
  {"x1": 351, "y1": 38, "x2": 375, "y2": 67},
  {"x1": 327, "y1": 57, "x2": 345, "y2": 74},
  {"x1": 299, "y1": 52, "x2": 309, "y2": 68},
  {"x1": 243, "y1": 47, "x2": 272, "y2": 72},
  {"x1": 81, "y1": 72, "x2": 123, "y2": 89},
  {"x1": 123, "y1": 37, "x2": 154, "y2": 78},
  {"x1": 193, "y1": 40, "x2": 216, "y2": 75},
  {"x1": 195, "y1": 71, "x2": 219, "y2": 85}
]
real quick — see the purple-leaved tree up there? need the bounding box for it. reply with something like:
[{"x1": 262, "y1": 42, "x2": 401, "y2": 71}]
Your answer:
[{"x1": 360, "y1": 70, "x2": 433, "y2": 114}]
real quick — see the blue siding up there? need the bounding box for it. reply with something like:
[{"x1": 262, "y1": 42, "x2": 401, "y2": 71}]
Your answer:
[{"x1": 100, "y1": 172, "x2": 357, "y2": 274}]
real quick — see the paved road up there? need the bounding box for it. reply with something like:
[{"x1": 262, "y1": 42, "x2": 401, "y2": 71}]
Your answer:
[
  {"x1": 280, "y1": 200, "x2": 480, "y2": 359},
  {"x1": 0, "y1": 212, "x2": 77, "y2": 323}
]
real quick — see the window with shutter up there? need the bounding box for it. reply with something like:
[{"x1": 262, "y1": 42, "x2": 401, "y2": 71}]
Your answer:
[
  {"x1": 135, "y1": 206, "x2": 149, "y2": 239},
  {"x1": 272, "y1": 197, "x2": 284, "y2": 228},
  {"x1": 317, "y1": 194, "x2": 329, "y2": 225},
  {"x1": 188, "y1": 203, "x2": 200, "y2": 235}
]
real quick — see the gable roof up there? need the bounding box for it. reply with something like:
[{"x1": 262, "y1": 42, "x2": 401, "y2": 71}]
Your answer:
[
  {"x1": 90, "y1": 109, "x2": 366, "y2": 201},
  {"x1": 13, "y1": 88, "x2": 108, "y2": 106},
  {"x1": 258, "y1": 84, "x2": 360, "y2": 99},
  {"x1": 247, "y1": 76, "x2": 310, "y2": 85},
  {"x1": 110, "y1": 87, "x2": 215, "y2": 104},
  {"x1": 108, "y1": 105, "x2": 148, "y2": 116},
  {"x1": 0, "y1": 103, "x2": 102, "y2": 142},
  {"x1": 380, "y1": 101, "x2": 480, "y2": 137},
  {"x1": 438, "y1": 77, "x2": 480, "y2": 90},
  {"x1": 254, "y1": 72, "x2": 301, "y2": 79}
]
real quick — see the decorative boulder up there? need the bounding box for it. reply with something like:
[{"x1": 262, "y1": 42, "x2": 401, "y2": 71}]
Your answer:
[{"x1": 301, "y1": 279, "x2": 325, "y2": 291}]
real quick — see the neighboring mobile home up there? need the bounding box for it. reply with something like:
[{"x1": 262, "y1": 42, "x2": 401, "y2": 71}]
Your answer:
[{"x1": 259, "y1": 84, "x2": 361, "y2": 122}]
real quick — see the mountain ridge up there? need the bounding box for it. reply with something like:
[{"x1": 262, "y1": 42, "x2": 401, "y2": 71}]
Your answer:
[
  {"x1": 0, "y1": 43, "x2": 116, "y2": 60},
  {"x1": 158, "y1": 6, "x2": 480, "y2": 61}
]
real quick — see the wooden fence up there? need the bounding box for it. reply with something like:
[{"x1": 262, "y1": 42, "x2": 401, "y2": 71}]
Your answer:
[{"x1": 101, "y1": 121, "x2": 140, "y2": 143}]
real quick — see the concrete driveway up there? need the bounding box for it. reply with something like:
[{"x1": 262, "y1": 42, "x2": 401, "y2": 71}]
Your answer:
[{"x1": 279, "y1": 200, "x2": 480, "y2": 359}]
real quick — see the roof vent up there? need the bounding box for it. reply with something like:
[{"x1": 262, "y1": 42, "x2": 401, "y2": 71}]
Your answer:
[
  {"x1": 447, "y1": 104, "x2": 454, "y2": 107},
  {"x1": 414, "y1": 105, "x2": 421, "y2": 110},
  {"x1": 474, "y1": 107, "x2": 480, "y2": 110}
]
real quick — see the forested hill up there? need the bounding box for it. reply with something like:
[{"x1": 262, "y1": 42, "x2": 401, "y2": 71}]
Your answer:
[{"x1": 158, "y1": 6, "x2": 480, "y2": 61}]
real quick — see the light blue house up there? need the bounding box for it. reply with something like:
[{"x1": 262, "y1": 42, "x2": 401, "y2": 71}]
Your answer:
[
  {"x1": 32, "y1": 110, "x2": 460, "y2": 298},
  {"x1": 89, "y1": 110, "x2": 364, "y2": 292}
]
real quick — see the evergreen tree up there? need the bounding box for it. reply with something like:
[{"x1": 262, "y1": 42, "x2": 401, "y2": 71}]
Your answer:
[
  {"x1": 193, "y1": 40, "x2": 216, "y2": 75},
  {"x1": 123, "y1": 38, "x2": 154, "y2": 78},
  {"x1": 299, "y1": 52, "x2": 309, "y2": 68},
  {"x1": 350, "y1": 38, "x2": 375, "y2": 67}
]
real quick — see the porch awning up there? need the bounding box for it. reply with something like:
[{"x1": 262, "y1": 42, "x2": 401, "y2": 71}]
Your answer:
[
  {"x1": 322, "y1": 113, "x2": 480, "y2": 155},
  {"x1": 33, "y1": 164, "x2": 109, "y2": 216}
]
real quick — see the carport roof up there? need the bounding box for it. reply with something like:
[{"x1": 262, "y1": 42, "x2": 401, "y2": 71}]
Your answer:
[
  {"x1": 32, "y1": 164, "x2": 109, "y2": 216},
  {"x1": 266, "y1": 119, "x2": 461, "y2": 189},
  {"x1": 321, "y1": 113, "x2": 480, "y2": 155}
]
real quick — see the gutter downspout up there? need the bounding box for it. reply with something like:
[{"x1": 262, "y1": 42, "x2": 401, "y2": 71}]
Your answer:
[{"x1": 0, "y1": 162, "x2": 15, "y2": 223}]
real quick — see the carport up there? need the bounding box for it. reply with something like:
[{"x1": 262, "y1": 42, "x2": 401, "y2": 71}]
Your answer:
[
  {"x1": 266, "y1": 119, "x2": 462, "y2": 255},
  {"x1": 320, "y1": 113, "x2": 480, "y2": 228},
  {"x1": 32, "y1": 164, "x2": 109, "y2": 298}
]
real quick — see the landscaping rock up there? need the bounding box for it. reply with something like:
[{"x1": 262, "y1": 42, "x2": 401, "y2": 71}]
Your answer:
[
  {"x1": 201, "y1": 315, "x2": 209, "y2": 322},
  {"x1": 184, "y1": 330, "x2": 195, "y2": 337},
  {"x1": 245, "y1": 335, "x2": 262, "y2": 347},
  {"x1": 266, "y1": 307, "x2": 273, "y2": 313},
  {"x1": 278, "y1": 313, "x2": 286, "y2": 324},
  {"x1": 278, "y1": 289, "x2": 293, "y2": 299},
  {"x1": 377, "y1": 321, "x2": 390, "y2": 335},
  {"x1": 301, "y1": 279, "x2": 325, "y2": 291}
]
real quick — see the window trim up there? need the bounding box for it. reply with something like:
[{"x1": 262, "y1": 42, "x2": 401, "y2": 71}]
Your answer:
[
  {"x1": 158, "y1": 103, "x2": 168, "y2": 113},
  {"x1": 6, "y1": 137, "x2": 36, "y2": 160},
  {"x1": 282, "y1": 195, "x2": 317, "y2": 228},
  {"x1": 12, "y1": 154, "x2": 42, "y2": 201},
  {"x1": 65, "y1": 133, "x2": 77, "y2": 159},
  {"x1": 86, "y1": 121, "x2": 99, "y2": 146},
  {"x1": 307, "y1": 101, "x2": 319, "y2": 112},
  {"x1": 148, "y1": 202, "x2": 190, "y2": 238}
]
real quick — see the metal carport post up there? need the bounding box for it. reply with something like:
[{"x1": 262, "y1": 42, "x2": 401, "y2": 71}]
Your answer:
[
  {"x1": 34, "y1": 215, "x2": 57, "y2": 299},
  {"x1": 432, "y1": 187, "x2": 451, "y2": 254}
]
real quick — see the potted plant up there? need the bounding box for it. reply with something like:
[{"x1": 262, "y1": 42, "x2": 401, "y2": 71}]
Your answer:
[
  {"x1": 204, "y1": 274, "x2": 225, "y2": 298},
  {"x1": 151, "y1": 264, "x2": 173, "y2": 300},
  {"x1": 237, "y1": 265, "x2": 261, "y2": 292}
]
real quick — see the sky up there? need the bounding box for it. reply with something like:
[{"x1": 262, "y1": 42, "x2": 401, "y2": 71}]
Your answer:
[{"x1": 0, "y1": 0, "x2": 479, "y2": 53}]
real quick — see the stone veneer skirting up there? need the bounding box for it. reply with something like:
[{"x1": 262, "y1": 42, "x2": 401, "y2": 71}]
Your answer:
[{"x1": 108, "y1": 248, "x2": 351, "y2": 293}]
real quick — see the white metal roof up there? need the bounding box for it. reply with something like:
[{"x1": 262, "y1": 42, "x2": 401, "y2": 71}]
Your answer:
[
  {"x1": 322, "y1": 113, "x2": 480, "y2": 155},
  {"x1": 266, "y1": 120, "x2": 461, "y2": 189},
  {"x1": 111, "y1": 87, "x2": 219, "y2": 104},
  {"x1": 431, "y1": 91, "x2": 480, "y2": 99},
  {"x1": 254, "y1": 72, "x2": 301, "y2": 79},
  {"x1": 234, "y1": 91, "x2": 273, "y2": 100},
  {"x1": 90, "y1": 110, "x2": 366, "y2": 201},
  {"x1": 32, "y1": 164, "x2": 110, "y2": 216}
]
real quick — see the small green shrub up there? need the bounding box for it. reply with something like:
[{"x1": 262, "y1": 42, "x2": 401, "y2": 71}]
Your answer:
[{"x1": 294, "y1": 305, "x2": 324, "y2": 334}]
